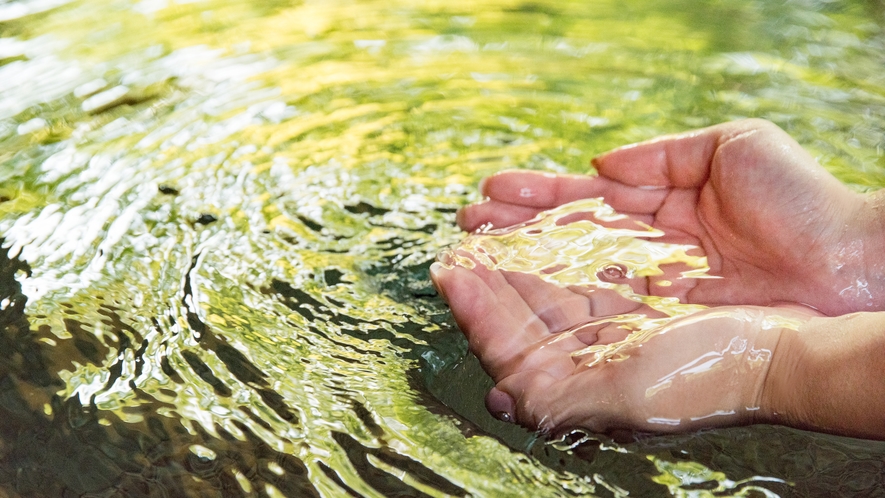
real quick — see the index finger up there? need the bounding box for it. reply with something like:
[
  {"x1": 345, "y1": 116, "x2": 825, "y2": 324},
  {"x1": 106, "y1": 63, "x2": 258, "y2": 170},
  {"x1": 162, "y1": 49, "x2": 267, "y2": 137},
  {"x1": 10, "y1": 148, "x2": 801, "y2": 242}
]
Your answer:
[
  {"x1": 479, "y1": 170, "x2": 669, "y2": 214},
  {"x1": 429, "y1": 261, "x2": 579, "y2": 381},
  {"x1": 592, "y1": 119, "x2": 780, "y2": 188}
]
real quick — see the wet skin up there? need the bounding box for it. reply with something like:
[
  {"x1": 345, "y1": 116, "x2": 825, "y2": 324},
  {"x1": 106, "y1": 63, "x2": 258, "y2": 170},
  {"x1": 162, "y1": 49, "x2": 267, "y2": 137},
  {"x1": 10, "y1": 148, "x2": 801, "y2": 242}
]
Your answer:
[
  {"x1": 433, "y1": 119, "x2": 885, "y2": 439},
  {"x1": 456, "y1": 119, "x2": 885, "y2": 317}
]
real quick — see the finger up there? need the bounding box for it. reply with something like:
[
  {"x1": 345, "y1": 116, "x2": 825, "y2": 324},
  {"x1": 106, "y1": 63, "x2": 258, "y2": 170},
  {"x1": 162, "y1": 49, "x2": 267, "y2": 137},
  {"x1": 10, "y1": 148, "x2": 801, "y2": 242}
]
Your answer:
[
  {"x1": 566, "y1": 319, "x2": 643, "y2": 354},
  {"x1": 479, "y1": 170, "x2": 670, "y2": 213},
  {"x1": 457, "y1": 198, "x2": 657, "y2": 233},
  {"x1": 494, "y1": 368, "x2": 620, "y2": 434},
  {"x1": 591, "y1": 118, "x2": 787, "y2": 188},
  {"x1": 457, "y1": 258, "x2": 652, "y2": 329},
  {"x1": 485, "y1": 387, "x2": 516, "y2": 423},
  {"x1": 563, "y1": 285, "x2": 651, "y2": 317},
  {"x1": 459, "y1": 261, "x2": 595, "y2": 373},
  {"x1": 648, "y1": 260, "x2": 705, "y2": 303},
  {"x1": 429, "y1": 262, "x2": 576, "y2": 380},
  {"x1": 456, "y1": 199, "x2": 542, "y2": 232},
  {"x1": 493, "y1": 369, "x2": 559, "y2": 432},
  {"x1": 497, "y1": 271, "x2": 593, "y2": 333},
  {"x1": 587, "y1": 321, "x2": 639, "y2": 345}
]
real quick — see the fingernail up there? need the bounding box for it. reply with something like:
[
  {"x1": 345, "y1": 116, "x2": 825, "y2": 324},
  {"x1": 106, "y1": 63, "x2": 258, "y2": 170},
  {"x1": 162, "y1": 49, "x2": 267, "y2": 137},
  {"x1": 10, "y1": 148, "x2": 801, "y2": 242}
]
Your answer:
[
  {"x1": 429, "y1": 262, "x2": 445, "y2": 278},
  {"x1": 429, "y1": 262, "x2": 449, "y2": 301},
  {"x1": 486, "y1": 388, "x2": 516, "y2": 423}
]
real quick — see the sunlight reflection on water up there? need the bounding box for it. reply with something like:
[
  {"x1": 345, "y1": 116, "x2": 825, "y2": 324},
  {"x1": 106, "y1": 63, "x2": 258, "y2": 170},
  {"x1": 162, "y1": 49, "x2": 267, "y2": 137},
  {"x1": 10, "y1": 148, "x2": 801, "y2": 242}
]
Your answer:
[{"x1": 1, "y1": 0, "x2": 885, "y2": 496}]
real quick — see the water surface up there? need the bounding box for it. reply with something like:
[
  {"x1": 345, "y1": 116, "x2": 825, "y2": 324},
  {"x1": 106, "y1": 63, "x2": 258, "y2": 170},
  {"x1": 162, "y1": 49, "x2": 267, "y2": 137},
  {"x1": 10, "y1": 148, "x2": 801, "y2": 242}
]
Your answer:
[{"x1": 2, "y1": 0, "x2": 885, "y2": 496}]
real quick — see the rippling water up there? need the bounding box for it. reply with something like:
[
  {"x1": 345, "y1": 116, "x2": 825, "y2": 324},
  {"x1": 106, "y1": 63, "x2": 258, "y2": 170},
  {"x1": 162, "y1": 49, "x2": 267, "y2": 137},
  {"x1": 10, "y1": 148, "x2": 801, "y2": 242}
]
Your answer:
[{"x1": 2, "y1": 0, "x2": 885, "y2": 496}]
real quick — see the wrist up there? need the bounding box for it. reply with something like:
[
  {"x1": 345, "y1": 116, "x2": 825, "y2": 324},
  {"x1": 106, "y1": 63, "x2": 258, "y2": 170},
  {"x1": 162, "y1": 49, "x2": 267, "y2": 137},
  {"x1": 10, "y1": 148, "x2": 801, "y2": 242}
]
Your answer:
[
  {"x1": 745, "y1": 306, "x2": 818, "y2": 427},
  {"x1": 756, "y1": 324, "x2": 804, "y2": 428},
  {"x1": 760, "y1": 313, "x2": 885, "y2": 439}
]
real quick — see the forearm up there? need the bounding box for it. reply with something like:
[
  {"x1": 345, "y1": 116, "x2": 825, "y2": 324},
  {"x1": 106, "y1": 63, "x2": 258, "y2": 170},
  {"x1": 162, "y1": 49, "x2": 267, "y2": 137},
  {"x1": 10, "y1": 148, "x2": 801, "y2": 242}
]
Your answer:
[{"x1": 763, "y1": 312, "x2": 885, "y2": 440}]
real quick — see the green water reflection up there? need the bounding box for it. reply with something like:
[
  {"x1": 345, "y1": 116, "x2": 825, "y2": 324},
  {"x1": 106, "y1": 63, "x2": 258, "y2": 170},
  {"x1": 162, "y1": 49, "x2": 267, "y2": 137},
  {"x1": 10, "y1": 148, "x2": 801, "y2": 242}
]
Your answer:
[{"x1": 1, "y1": 0, "x2": 885, "y2": 496}]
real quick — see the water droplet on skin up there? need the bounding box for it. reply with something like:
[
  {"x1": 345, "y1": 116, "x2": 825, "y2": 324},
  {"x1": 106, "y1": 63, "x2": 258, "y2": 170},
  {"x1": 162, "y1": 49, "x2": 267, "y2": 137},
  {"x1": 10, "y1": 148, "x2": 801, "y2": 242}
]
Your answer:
[
  {"x1": 436, "y1": 247, "x2": 455, "y2": 267},
  {"x1": 497, "y1": 411, "x2": 513, "y2": 423},
  {"x1": 601, "y1": 264, "x2": 626, "y2": 280}
]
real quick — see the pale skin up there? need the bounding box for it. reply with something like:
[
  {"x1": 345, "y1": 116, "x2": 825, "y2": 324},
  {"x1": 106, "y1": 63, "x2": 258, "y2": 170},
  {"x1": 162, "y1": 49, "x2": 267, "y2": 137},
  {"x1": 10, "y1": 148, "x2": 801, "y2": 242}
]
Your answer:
[{"x1": 431, "y1": 119, "x2": 885, "y2": 440}]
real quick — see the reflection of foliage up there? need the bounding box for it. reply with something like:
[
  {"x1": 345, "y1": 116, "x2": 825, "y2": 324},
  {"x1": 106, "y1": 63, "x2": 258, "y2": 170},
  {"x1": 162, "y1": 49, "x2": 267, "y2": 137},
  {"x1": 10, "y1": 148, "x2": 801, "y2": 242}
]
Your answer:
[
  {"x1": 1, "y1": 0, "x2": 885, "y2": 495},
  {"x1": 0, "y1": 243, "x2": 320, "y2": 495},
  {"x1": 650, "y1": 456, "x2": 784, "y2": 497}
]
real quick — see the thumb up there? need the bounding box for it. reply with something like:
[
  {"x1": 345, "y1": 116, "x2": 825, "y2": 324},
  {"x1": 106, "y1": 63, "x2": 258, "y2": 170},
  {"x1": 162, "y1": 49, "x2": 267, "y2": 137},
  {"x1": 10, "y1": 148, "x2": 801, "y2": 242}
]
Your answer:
[
  {"x1": 485, "y1": 387, "x2": 516, "y2": 423},
  {"x1": 490, "y1": 370, "x2": 560, "y2": 433},
  {"x1": 491, "y1": 369, "x2": 622, "y2": 435}
]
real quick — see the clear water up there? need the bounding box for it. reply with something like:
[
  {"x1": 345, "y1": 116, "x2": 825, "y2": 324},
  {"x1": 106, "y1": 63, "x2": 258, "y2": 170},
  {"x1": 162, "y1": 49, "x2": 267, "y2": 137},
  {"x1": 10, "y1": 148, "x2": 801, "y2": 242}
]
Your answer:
[{"x1": 1, "y1": 0, "x2": 885, "y2": 496}]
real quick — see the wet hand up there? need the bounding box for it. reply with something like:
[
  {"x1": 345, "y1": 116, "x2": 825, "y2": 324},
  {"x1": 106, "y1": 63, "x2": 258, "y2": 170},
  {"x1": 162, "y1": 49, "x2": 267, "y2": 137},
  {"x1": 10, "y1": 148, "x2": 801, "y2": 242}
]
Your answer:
[
  {"x1": 457, "y1": 119, "x2": 885, "y2": 316},
  {"x1": 430, "y1": 259, "x2": 821, "y2": 435}
]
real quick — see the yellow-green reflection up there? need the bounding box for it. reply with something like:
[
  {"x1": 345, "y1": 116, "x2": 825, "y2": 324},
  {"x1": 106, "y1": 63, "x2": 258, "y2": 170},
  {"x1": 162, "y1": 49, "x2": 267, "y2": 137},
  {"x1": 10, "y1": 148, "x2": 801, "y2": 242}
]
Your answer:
[
  {"x1": 0, "y1": 0, "x2": 884, "y2": 496},
  {"x1": 650, "y1": 456, "x2": 786, "y2": 497}
]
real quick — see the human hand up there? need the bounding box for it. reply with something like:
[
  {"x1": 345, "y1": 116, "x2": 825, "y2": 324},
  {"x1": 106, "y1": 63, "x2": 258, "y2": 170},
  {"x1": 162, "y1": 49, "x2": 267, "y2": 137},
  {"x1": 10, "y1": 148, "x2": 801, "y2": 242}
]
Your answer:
[
  {"x1": 456, "y1": 119, "x2": 885, "y2": 316},
  {"x1": 429, "y1": 258, "x2": 820, "y2": 435}
]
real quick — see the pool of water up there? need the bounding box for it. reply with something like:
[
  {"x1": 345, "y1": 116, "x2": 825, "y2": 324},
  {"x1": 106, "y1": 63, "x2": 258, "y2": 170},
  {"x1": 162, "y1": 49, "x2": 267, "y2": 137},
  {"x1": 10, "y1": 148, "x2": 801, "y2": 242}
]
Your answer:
[{"x1": 1, "y1": 0, "x2": 885, "y2": 496}]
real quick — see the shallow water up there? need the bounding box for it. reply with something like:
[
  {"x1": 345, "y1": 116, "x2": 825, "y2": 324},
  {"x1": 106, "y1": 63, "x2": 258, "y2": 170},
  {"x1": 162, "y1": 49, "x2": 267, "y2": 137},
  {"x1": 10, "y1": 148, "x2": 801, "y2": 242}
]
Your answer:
[{"x1": 1, "y1": 0, "x2": 885, "y2": 496}]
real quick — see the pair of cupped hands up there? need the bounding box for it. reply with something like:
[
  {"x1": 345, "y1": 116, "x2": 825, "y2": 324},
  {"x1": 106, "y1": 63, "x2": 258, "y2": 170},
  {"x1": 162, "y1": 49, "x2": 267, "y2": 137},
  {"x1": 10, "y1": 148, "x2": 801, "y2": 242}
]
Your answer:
[{"x1": 430, "y1": 119, "x2": 885, "y2": 440}]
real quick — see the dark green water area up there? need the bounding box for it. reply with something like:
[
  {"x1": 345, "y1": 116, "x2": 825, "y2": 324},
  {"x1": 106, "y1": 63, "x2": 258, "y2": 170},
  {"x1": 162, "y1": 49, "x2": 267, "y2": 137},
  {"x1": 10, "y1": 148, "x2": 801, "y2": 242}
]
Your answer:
[{"x1": 1, "y1": 0, "x2": 885, "y2": 496}]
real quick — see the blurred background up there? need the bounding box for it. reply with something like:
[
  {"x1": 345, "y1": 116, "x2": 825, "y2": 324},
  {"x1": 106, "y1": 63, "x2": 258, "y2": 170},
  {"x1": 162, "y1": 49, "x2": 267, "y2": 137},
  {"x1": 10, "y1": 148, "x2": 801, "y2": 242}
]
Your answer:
[{"x1": 1, "y1": 0, "x2": 884, "y2": 496}]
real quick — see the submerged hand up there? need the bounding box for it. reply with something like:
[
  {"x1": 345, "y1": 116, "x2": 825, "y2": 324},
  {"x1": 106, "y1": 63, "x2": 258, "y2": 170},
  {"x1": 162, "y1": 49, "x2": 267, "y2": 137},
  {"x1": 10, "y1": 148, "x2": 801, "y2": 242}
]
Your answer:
[
  {"x1": 430, "y1": 259, "x2": 821, "y2": 435},
  {"x1": 457, "y1": 119, "x2": 885, "y2": 316}
]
